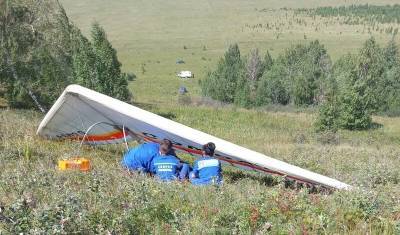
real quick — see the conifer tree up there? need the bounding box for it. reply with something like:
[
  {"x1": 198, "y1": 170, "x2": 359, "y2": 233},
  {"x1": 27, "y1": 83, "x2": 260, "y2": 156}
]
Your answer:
[
  {"x1": 201, "y1": 44, "x2": 243, "y2": 103},
  {"x1": 90, "y1": 23, "x2": 131, "y2": 102},
  {"x1": 72, "y1": 32, "x2": 97, "y2": 89}
]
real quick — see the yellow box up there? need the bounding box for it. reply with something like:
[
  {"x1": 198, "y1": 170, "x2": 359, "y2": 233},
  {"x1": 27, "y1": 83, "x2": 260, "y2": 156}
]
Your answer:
[{"x1": 58, "y1": 157, "x2": 90, "y2": 171}]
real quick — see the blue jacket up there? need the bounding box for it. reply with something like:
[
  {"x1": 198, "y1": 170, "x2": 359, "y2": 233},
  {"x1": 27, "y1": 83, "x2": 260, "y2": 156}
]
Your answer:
[
  {"x1": 190, "y1": 156, "x2": 222, "y2": 185},
  {"x1": 121, "y1": 142, "x2": 159, "y2": 172},
  {"x1": 151, "y1": 154, "x2": 180, "y2": 181}
]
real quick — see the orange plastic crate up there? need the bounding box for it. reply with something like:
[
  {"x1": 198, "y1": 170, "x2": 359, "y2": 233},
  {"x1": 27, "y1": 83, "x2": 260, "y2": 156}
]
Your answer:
[{"x1": 58, "y1": 157, "x2": 90, "y2": 171}]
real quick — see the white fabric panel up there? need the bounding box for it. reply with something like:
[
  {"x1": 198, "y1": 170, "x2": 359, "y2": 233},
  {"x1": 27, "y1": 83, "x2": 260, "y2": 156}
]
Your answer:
[{"x1": 37, "y1": 85, "x2": 351, "y2": 190}]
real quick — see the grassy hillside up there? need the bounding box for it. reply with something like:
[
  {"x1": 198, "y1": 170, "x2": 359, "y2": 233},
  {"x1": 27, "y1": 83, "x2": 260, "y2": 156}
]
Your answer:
[
  {"x1": 1, "y1": 107, "x2": 400, "y2": 233},
  {"x1": 2, "y1": 0, "x2": 400, "y2": 233},
  {"x1": 61, "y1": 0, "x2": 400, "y2": 104}
]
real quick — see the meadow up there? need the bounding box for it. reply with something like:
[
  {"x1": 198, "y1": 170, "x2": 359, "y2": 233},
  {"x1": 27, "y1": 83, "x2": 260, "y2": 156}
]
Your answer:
[
  {"x1": 1, "y1": 106, "x2": 400, "y2": 233},
  {"x1": 1, "y1": 0, "x2": 400, "y2": 233},
  {"x1": 62, "y1": 0, "x2": 400, "y2": 104}
]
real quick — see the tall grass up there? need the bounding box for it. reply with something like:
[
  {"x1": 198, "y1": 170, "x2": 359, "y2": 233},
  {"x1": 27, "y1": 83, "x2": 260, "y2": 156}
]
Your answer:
[
  {"x1": 2, "y1": 0, "x2": 400, "y2": 232},
  {"x1": 1, "y1": 108, "x2": 399, "y2": 233}
]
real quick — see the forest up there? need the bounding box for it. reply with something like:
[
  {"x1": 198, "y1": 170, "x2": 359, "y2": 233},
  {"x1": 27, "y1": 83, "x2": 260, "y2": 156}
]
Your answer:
[
  {"x1": 297, "y1": 4, "x2": 400, "y2": 24},
  {"x1": 201, "y1": 38, "x2": 400, "y2": 130}
]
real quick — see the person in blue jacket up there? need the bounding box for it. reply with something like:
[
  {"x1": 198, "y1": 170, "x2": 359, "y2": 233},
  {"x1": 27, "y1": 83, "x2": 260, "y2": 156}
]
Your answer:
[
  {"x1": 150, "y1": 139, "x2": 191, "y2": 181},
  {"x1": 121, "y1": 141, "x2": 160, "y2": 173},
  {"x1": 190, "y1": 142, "x2": 222, "y2": 185}
]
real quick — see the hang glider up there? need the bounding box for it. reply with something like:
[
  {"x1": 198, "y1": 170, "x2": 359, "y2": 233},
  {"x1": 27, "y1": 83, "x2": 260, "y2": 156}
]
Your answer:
[{"x1": 37, "y1": 85, "x2": 351, "y2": 190}]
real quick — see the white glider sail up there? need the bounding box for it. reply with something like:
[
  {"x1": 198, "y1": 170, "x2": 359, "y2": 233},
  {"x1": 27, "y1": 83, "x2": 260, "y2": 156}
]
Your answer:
[{"x1": 37, "y1": 85, "x2": 351, "y2": 190}]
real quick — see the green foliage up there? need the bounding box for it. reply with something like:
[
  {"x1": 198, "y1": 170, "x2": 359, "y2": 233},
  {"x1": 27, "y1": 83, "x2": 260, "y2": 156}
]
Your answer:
[
  {"x1": 72, "y1": 32, "x2": 97, "y2": 89},
  {"x1": 356, "y1": 38, "x2": 386, "y2": 113},
  {"x1": 316, "y1": 38, "x2": 400, "y2": 131},
  {"x1": 297, "y1": 4, "x2": 400, "y2": 24},
  {"x1": 234, "y1": 75, "x2": 252, "y2": 107},
  {"x1": 201, "y1": 44, "x2": 244, "y2": 103},
  {"x1": 0, "y1": 1, "x2": 133, "y2": 110},
  {"x1": 315, "y1": 92, "x2": 340, "y2": 132},
  {"x1": 255, "y1": 40, "x2": 331, "y2": 107},
  {"x1": 0, "y1": 2, "x2": 73, "y2": 110},
  {"x1": 337, "y1": 80, "x2": 372, "y2": 130},
  {"x1": 202, "y1": 41, "x2": 330, "y2": 108},
  {"x1": 256, "y1": 64, "x2": 289, "y2": 105},
  {"x1": 282, "y1": 40, "x2": 331, "y2": 106},
  {"x1": 263, "y1": 50, "x2": 274, "y2": 72},
  {"x1": 89, "y1": 23, "x2": 131, "y2": 102},
  {"x1": 125, "y1": 72, "x2": 136, "y2": 81}
]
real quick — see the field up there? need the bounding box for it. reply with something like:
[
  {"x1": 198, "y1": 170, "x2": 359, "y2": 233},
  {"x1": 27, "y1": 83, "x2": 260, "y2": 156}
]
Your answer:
[
  {"x1": 1, "y1": 107, "x2": 400, "y2": 233},
  {"x1": 1, "y1": 0, "x2": 400, "y2": 233},
  {"x1": 62, "y1": 0, "x2": 400, "y2": 104}
]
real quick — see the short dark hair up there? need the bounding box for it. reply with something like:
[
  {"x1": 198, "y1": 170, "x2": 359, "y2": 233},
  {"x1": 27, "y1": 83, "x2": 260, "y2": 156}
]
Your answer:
[
  {"x1": 202, "y1": 142, "x2": 216, "y2": 156},
  {"x1": 161, "y1": 139, "x2": 173, "y2": 150}
]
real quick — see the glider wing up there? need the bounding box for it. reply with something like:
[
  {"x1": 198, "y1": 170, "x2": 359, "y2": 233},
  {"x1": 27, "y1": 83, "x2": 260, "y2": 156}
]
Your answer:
[{"x1": 37, "y1": 85, "x2": 351, "y2": 190}]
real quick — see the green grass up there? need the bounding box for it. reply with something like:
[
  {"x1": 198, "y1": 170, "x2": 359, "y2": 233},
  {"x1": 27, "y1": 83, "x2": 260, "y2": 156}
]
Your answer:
[
  {"x1": 2, "y1": 0, "x2": 400, "y2": 233},
  {"x1": 61, "y1": 0, "x2": 400, "y2": 104},
  {"x1": 1, "y1": 108, "x2": 400, "y2": 233}
]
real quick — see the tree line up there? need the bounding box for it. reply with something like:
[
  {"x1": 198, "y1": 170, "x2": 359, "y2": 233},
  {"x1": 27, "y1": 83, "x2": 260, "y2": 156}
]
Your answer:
[
  {"x1": 0, "y1": 0, "x2": 132, "y2": 111},
  {"x1": 296, "y1": 4, "x2": 400, "y2": 24},
  {"x1": 201, "y1": 38, "x2": 400, "y2": 131}
]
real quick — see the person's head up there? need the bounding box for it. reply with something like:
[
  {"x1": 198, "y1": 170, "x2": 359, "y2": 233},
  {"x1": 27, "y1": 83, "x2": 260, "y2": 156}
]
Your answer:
[
  {"x1": 160, "y1": 139, "x2": 173, "y2": 155},
  {"x1": 202, "y1": 142, "x2": 216, "y2": 156}
]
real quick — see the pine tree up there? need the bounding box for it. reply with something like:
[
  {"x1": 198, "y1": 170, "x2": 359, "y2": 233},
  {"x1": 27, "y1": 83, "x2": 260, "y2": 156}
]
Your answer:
[
  {"x1": 234, "y1": 75, "x2": 251, "y2": 107},
  {"x1": 384, "y1": 37, "x2": 399, "y2": 69},
  {"x1": 90, "y1": 23, "x2": 131, "y2": 102},
  {"x1": 263, "y1": 50, "x2": 274, "y2": 72},
  {"x1": 316, "y1": 49, "x2": 373, "y2": 131},
  {"x1": 201, "y1": 44, "x2": 243, "y2": 103},
  {"x1": 72, "y1": 31, "x2": 98, "y2": 89},
  {"x1": 383, "y1": 39, "x2": 400, "y2": 114},
  {"x1": 338, "y1": 76, "x2": 372, "y2": 130},
  {"x1": 357, "y1": 37, "x2": 386, "y2": 113}
]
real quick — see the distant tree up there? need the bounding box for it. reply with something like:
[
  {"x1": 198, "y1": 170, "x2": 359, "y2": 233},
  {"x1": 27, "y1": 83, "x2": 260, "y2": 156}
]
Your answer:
[
  {"x1": 263, "y1": 50, "x2": 274, "y2": 72},
  {"x1": 245, "y1": 48, "x2": 263, "y2": 86},
  {"x1": 276, "y1": 40, "x2": 331, "y2": 106},
  {"x1": 316, "y1": 49, "x2": 374, "y2": 131},
  {"x1": 234, "y1": 75, "x2": 251, "y2": 107},
  {"x1": 292, "y1": 73, "x2": 318, "y2": 106},
  {"x1": 384, "y1": 37, "x2": 399, "y2": 70},
  {"x1": 383, "y1": 39, "x2": 400, "y2": 114},
  {"x1": 356, "y1": 38, "x2": 386, "y2": 113},
  {"x1": 91, "y1": 23, "x2": 131, "y2": 102},
  {"x1": 256, "y1": 64, "x2": 289, "y2": 105},
  {"x1": 338, "y1": 76, "x2": 372, "y2": 130},
  {"x1": 201, "y1": 44, "x2": 243, "y2": 103},
  {"x1": 315, "y1": 89, "x2": 340, "y2": 132},
  {"x1": 298, "y1": 4, "x2": 400, "y2": 24},
  {"x1": 244, "y1": 48, "x2": 264, "y2": 103}
]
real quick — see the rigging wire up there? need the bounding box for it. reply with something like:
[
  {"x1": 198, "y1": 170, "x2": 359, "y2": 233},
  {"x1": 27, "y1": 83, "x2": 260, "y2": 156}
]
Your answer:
[{"x1": 76, "y1": 121, "x2": 130, "y2": 157}]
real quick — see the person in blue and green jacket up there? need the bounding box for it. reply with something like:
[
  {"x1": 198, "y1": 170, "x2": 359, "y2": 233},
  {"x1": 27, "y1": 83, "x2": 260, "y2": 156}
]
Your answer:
[
  {"x1": 121, "y1": 141, "x2": 159, "y2": 173},
  {"x1": 151, "y1": 139, "x2": 190, "y2": 181},
  {"x1": 190, "y1": 142, "x2": 222, "y2": 185}
]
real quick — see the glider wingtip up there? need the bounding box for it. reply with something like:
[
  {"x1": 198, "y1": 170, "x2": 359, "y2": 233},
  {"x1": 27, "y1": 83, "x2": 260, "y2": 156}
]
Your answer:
[
  {"x1": 338, "y1": 183, "x2": 353, "y2": 191},
  {"x1": 65, "y1": 84, "x2": 84, "y2": 92}
]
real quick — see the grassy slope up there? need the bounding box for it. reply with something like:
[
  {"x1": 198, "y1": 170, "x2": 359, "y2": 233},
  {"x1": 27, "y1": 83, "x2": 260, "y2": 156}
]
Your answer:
[
  {"x1": 62, "y1": 0, "x2": 400, "y2": 104},
  {"x1": 1, "y1": 107, "x2": 400, "y2": 233},
  {"x1": 2, "y1": 0, "x2": 400, "y2": 233}
]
